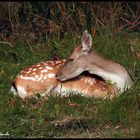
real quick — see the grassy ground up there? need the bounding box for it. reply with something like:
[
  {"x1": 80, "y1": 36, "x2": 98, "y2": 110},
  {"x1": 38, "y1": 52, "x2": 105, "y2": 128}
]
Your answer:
[{"x1": 0, "y1": 30, "x2": 140, "y2": 138}]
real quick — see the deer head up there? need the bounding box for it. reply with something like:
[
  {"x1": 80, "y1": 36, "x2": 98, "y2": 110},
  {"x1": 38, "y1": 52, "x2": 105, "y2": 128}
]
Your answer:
[{"x1": 56, "y1": 30, "x2": 93, "y2": 81}]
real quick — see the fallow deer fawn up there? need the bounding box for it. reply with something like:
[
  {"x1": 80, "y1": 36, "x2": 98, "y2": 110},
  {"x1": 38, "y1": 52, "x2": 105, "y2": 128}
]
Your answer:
[
  {"x1": 11, "y1": 30, "x2": 133, "y2": 99},
  {"x1": 56, "y1": 30, "x2": 133, "y2": 96},
  {"x1": 11, "y1": 59, "x2": 118, "y2": 99}
]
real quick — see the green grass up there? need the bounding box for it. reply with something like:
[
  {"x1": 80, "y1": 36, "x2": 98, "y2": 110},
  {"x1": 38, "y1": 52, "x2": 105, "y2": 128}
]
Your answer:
[{"x1": 0, "y1": 30, "x2": 140, "y2": 138}]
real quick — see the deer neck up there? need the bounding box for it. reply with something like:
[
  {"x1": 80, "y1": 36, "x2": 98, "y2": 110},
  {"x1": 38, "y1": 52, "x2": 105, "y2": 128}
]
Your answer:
[{"x1": 85, "y1": 51, "x2": 133, "y2": 92}]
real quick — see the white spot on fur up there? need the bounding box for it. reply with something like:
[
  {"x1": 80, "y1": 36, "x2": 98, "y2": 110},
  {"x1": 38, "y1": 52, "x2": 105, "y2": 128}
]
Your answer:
[
  {"x1": 20, "y1": 76, "x2": 36, "y2": 81},
  {"x1": 87, "y1": 78, "x2": 95, "y2": 85},
  {"x1": 35, "y1": 75, "x2": 39, "y2": 79},
  {"x1": 46, "y1": 66, "x2": 53, "y2": 70},
  {"x1": 33, "y1": 72, "x2": 36, "y2": 75},
  {"x1": 55, "y1": 61, "x2": 62, "y2": 64},
  {"x1": 37, "y1": 74, "x2": 44, "y2": 81},
  {"x1": 48, "y1": 73, "x2": 55, "y2": 78},
  {"x1": 80, "y1": 77, "x2": 84, "y2": 81},
  {"x1": 26, "y1": 71, "x2": 31, "y2": 74},
  {"x1": 84, "y1": 78, "x2": 88, "y2": 84},
  {"x1": 32, "y1": 68, "x2": 37, "y2": 71},
  {"x1": 29, "y1": 68, "x2": 33, "y2": 71},
  {"x1": 39, "y1": 67, "x2": 43, "y2": 69},
  {"x1": 28, "y1": 77, "x2": 36, "y2": 81},
  {"x1": 43, "y1": 75, "x2": 48, "y2": 80},
  {"x1": 89, "y1": 80, "x2": 94, "y2": 85},
  {"x1": 41, "y1": 69, "x2": 48, "y2": 73}
]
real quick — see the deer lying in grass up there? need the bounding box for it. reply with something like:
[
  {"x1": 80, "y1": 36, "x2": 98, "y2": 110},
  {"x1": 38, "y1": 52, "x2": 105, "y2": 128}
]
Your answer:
[
  {"x1": 56, "y1": 30, "x2": 133, "y2": 97},
  {"x1": 11, "y1": 30, "x2": 133, "y2": 99},
  {"x1": 11, "y1": 60, "x2": 117, "y2": 99}
]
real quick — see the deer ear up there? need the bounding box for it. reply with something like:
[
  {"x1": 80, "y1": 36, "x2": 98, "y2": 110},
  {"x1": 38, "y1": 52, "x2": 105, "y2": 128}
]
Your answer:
[{"x1": 81, "y1": 30, "x2": 92, "y2": 51}]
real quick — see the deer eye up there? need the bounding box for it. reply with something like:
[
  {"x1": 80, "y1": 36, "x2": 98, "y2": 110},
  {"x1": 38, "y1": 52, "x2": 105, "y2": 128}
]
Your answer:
[{"x1": 68, "y1": 58, "x2": 74, "y2": 62}]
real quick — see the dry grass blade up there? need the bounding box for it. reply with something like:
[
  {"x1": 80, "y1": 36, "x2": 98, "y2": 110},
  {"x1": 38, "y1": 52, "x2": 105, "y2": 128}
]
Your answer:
[
  {"x1": 0, "y1": 33, "x2": 13, "y2": 47},
  {"x1": 50, "y1": 116, "x2": 91, "y2": 126}
]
